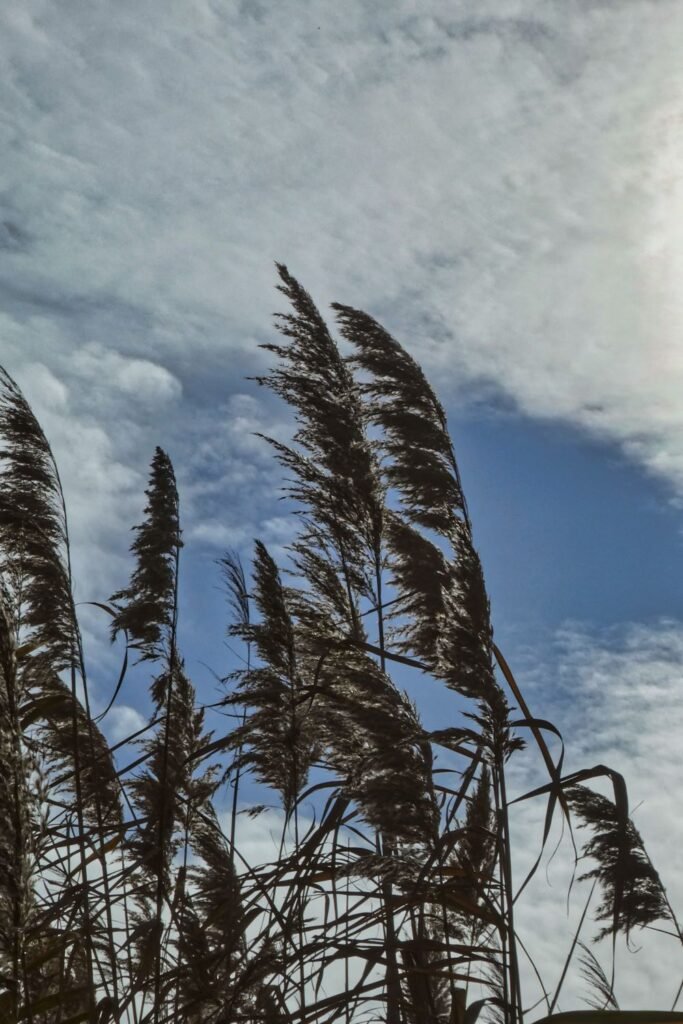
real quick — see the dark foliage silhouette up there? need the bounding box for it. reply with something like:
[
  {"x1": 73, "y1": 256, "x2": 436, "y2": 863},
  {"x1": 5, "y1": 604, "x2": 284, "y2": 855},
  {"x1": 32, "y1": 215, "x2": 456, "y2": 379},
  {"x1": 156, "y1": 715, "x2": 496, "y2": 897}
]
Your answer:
[{"x1": 0, "y1": 272, "x2": 680, "y2": 1024}]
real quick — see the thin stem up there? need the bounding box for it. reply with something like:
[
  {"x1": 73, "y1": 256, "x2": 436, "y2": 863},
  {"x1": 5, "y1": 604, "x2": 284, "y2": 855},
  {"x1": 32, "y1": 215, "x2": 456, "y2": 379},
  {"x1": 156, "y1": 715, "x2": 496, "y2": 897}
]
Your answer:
[
  {"x1": 497, "y1": 759, "x2": 523, "y2": 1024},
  {"x1": 229, "y1": 641, "x2": 250, "y2": 866},
  {"x1": 374, "y1": 551, "x2": 403, "y2": 1024},
  {"x1": 152, "y1": 517, "x2": 181, "y2": 1024}
]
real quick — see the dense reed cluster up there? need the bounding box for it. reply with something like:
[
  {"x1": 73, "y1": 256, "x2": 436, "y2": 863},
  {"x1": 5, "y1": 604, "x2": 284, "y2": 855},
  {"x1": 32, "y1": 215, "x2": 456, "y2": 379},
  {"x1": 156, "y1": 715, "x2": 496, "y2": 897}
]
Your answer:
[{"x1": 0, "y1": 271, "x2": 681, "y2": 1024}]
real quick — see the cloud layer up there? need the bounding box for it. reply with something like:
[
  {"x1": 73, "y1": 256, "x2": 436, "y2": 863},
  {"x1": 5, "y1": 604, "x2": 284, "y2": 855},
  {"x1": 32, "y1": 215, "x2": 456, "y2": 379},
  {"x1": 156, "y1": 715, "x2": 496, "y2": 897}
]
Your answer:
[{"x1": 3, "y1": 2, "x2": 683, "y2": 571}]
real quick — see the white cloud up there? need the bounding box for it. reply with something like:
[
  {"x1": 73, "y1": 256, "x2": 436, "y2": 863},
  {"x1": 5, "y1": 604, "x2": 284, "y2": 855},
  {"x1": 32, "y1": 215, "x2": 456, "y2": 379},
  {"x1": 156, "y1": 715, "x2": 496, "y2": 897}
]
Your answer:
[
  {"x1": 70, "y1": 345, "x2": 182, "y2": 404},
  {"x1": 104, "y1": 703, "x2": 148, "y2": 746},
  {"x1": 188, "y1": 520, "x2": 250, "y2": 548},
  {"x1": 20, "y1": 361, "x2": 69, "y2": 411}
]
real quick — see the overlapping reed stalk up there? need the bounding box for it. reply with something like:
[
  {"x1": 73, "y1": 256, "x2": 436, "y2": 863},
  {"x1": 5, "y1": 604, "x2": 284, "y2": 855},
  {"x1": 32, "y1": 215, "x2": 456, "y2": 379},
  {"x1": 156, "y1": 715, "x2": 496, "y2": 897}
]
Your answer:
[{"x1": 0, "y1": 269, "x2": 680, "y2": 1024}]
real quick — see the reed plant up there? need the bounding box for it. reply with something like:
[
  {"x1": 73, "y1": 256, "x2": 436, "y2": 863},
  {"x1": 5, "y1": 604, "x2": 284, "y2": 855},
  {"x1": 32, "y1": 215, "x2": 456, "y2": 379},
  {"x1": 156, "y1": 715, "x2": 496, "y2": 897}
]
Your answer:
[{"x1": 0, "y1": 270, "x2": 681, "y2": 1023}]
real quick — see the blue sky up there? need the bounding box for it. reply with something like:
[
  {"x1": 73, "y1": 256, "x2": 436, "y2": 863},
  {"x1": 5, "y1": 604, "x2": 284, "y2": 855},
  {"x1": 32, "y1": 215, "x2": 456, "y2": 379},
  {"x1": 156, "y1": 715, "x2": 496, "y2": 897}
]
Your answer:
[
  {"x1": 3, "y1": 0, "x2": 683, "y2": 1009},
  {"x1": 458, "y1": 413, "x2": 683, "y2": 630}
]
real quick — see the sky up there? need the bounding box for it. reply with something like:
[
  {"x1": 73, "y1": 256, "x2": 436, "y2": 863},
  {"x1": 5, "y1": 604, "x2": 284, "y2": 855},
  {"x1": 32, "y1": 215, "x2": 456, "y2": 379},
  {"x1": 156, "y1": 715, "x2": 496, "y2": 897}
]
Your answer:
[{"x1": 3, "y1": 0, "x2": 683, "y2": 1011}]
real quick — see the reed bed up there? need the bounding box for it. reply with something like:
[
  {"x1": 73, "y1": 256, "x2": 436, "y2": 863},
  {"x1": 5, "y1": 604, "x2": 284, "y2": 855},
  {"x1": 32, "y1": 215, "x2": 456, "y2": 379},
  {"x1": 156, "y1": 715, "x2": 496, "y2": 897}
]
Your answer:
[{"x1": 0, "y1": 268, "x2": 681, "y2": 1024}]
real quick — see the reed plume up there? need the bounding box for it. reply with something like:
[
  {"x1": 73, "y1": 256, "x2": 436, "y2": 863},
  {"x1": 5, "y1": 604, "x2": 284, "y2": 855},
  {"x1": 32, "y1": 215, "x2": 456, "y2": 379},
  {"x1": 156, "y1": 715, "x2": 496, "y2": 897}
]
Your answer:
[
  {"x1": 225, "y1": 539, "x2": 318, "y2": 814},
  {"x1": 567, "y1": 784, "x2": 669, "y2": 941},
  {"x1": 331, "y1": 305, "x2": 498, "y2": 707},
  {"x1": 0, "y1": 368, "x2": 78, "y2": 671},
  {"x1": 0, "y1": 367, "x2": 122, "y2": 1020},
  {"x1": 110, "y1": 447, "x2": 189, "y2": 1020}
]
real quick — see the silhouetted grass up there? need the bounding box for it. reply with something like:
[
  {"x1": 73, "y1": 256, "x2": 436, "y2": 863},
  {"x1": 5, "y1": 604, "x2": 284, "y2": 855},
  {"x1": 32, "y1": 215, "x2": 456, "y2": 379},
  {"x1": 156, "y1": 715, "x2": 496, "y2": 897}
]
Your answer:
[{"x1": 0, "y1": 271, "x2": 681, "y2": 1024}]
